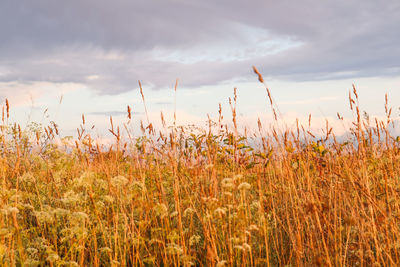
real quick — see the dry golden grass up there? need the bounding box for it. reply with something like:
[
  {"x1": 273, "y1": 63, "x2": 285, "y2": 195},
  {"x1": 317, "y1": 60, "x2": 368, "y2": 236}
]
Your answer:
[{"x1": 0, "y1": 70, "x2": 400, "y2": 266}]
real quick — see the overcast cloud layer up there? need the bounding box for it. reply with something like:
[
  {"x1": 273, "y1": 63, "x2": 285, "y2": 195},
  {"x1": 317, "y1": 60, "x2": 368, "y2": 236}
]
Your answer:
[{"x1": 1, "y1": 0, "x2": 399, "y2": 95}]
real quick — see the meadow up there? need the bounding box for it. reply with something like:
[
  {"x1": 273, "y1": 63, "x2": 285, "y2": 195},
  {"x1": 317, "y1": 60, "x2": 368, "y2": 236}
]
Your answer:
[{"x1": 1, "y1": 68, "x2": 400, "y2": 266}]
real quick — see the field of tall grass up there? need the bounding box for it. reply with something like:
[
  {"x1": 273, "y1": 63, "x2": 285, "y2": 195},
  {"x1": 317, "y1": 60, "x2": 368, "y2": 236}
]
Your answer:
[{"x1": 1, "y1": 68, "x2": 400, "y2": 266}]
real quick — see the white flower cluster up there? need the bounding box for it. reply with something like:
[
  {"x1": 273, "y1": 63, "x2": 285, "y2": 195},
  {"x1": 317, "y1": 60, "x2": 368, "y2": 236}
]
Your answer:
[{"x1": 111, "y1": 175, "x2": 129, "y2": 188}]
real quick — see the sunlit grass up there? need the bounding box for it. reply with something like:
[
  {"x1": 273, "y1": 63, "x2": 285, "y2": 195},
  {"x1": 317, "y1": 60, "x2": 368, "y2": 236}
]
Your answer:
[{"x1": 1, "y1": 69, "x2": 400, "y2": 266}]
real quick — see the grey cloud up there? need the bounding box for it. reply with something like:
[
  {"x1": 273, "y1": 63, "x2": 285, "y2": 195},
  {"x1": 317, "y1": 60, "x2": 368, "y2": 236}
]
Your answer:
[
  {"x1": 0, "y1": 0, "x2": 399, "y2": 94},
  {"x1": 0, "y1": 0, "x2": 235, "y2": 53}
]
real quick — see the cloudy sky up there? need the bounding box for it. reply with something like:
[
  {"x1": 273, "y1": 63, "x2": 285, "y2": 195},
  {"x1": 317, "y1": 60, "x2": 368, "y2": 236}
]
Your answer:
[{"x1": 1, "y1": 0, "x2": 400, "y2": 137}]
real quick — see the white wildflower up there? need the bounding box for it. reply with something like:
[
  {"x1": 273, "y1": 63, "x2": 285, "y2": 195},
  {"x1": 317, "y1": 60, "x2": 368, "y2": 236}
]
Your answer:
[
  {"x1": 76, "y1": 171, "x2": 95, "y2": 188},
  {"x1": 223, "y1": 192, "x2": 233, "y2": 197},
  {"x1": 95, "y1": 201, "x2": 105, "y2": 210},
  {"x1": 201, "y1": 197, "x2": 209, "y2": 202},
  {"x1": 92, "y1": 178, "x2": 107, "y2": 190},
  {"x1": 189, "y1": 234, "x2": 201, "y2": 246},
  {"x1": 19, "y1": 172, "x2": 35, "y2": 184},
  {"x1": 35, "y1": 211, "x2": 54, "y2": 224},
  {"x1": 64, "y1": 261, "x2": 79, "y2": 267},
  {"x1": 61, "y1": 191, "x2": 81, "y2": 205},
  {"x1": 24, "y1": 259, "x2": 40, "y2": 266},
  {"x1": 248, "y1": 224, "x2": 259, "y2": 231},
  {"x1": 214, "y1": 207, "x2": 227, "y2": 217},
  {"x1": 26, "y1": 247, "x2": 38, "y2": 256},
  {"x1": 242, "y1": 243, "x2": 251, "y2": 251},
  {"x1": 72, "y1": 211, "x2": 89, "y2": 221},
  {"x1": 103, "y1": 195, "x2": 115, "y2": 204},
  {"x1": 70, "y1": 226, "x2": 88, "y2": 239},
  {"x1": 111, "y1": 175, "x2": 129, "y2": 188},
  {"x1": 216, "y1": 260, "x2": 228, "y2": 267},
  {"x1": 46, "y1": 253, "x2": 60, "y2": 263},
  {"x1": 53, "y1": 208, "x2": 70, "y2": 217},
  {"x1": 153, "y1": 203, "x2": 168, "y2": 218},
  {"x1": 7, "y1": 206, "x2": 19, "y2": 214},
  {"x1": 238, "y1": 182, "x2": 251, "y2": 191},
  {"x1": 167, "y1": 231, "x2": 179, "y2": 242},
  {"x1": 166, "y1": 244, "x2": 183, "y2": 255},
  {"x1": 250, "y1": 201, "x2": 261, "y2": 210},
  {"x1": 131, "y1": 181, "x2": 145, "y2": 191},
  {"x1": 131, "y1": 237, "x2": 140, "y2": 246},
  {"x1": 22, "y1": 204, "x2": 34, "y2": 210},
  {"x1": 0, "y1": 228, "x2": 11, "y2": 237},
  {"x1": 221, "y1": 178, "x2": 235, "y2": 189},
  {"x1": 183, "y1": 207, "x2": 195, "y2": 217}
]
